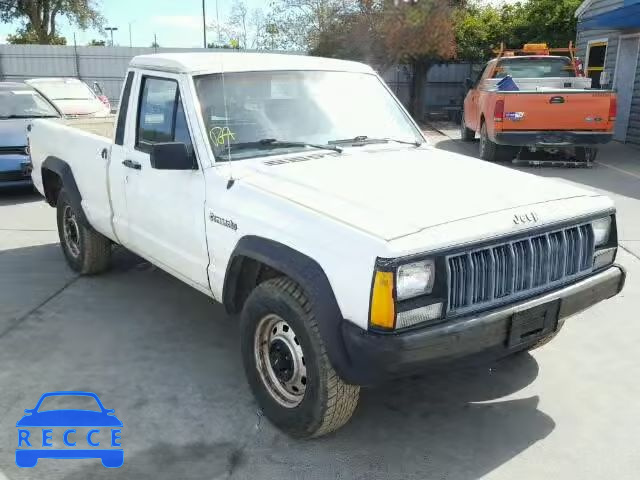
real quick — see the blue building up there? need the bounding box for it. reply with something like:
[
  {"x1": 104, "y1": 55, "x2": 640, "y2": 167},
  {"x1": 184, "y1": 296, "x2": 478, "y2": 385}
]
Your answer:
[{"x1": 576, "y1": 0, "x2": 640, "y2": 145}]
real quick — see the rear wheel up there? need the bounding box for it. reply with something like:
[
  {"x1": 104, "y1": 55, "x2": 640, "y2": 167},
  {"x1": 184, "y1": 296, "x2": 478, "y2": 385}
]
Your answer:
[
  {"x1": 575, "y1": 147, "x2": 598, "y2": 163},
  {"x1": 460, "y1": 112, "x2": 475, "y2": 141},
  {"x1": 240, "y1": 277, "x2": 360, "y2": 438},
  {"x1": 479, "y1": 122, "x2": 515, "y2": 162},
  {"x1": 56, "y1": 189, "x2": 112, "y2": 274}
]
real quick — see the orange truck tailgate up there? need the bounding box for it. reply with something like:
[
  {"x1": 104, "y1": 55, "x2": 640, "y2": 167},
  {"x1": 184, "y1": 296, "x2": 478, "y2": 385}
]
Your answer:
[{"x1": 500, "y1": 91, "x2": 614, "y2": 131}]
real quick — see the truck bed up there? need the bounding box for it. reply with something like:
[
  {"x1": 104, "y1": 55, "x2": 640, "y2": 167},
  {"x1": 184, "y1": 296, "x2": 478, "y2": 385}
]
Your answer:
[
  {"x1": 62, "y1": 115, "x2": 116, "y2": 138},
  {"x1": 29, "y1": 118, "x2": 116, "y2": 240}
]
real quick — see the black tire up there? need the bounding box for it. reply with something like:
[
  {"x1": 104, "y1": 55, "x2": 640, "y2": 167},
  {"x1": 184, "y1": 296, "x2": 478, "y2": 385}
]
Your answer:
[
  {"x1": 479, "y1": 122, "x2": 516, "y2": 162},
  {"x1": 56, "y1": 189, "x2": 112, "y2": 274},
  {"x1": 575, "y1": 147, "x2": 598, "y2": 163},
  {"x1": 460, "y1": 112, "x2": 475, "y2": 141},
  {"x1": 240, "y1": 277, "x2": 360, "y2": 438}
]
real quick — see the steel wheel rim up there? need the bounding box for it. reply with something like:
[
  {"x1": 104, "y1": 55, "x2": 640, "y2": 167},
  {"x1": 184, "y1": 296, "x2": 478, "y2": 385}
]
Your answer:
[
  {"x1": 254, "y1": 314, "x2": 307, "y2": 408},
  {"x1": 62, "y1": 205, "x2": 81, "y2": 258}
]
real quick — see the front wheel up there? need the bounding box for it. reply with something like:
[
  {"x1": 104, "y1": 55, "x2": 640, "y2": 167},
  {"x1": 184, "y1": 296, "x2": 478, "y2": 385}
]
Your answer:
[
  {"x1": 56, "y1": 189, "x2": 112, "y2": 274},
  {"x1": 240, "y1": 277, "x2": 360, "y2": 438}
]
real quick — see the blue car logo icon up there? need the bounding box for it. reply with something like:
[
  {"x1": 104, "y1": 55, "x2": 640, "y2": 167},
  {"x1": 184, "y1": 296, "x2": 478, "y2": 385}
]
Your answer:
[{"x1": 16, "y1": 391, "x2": 123, "y2": 468}]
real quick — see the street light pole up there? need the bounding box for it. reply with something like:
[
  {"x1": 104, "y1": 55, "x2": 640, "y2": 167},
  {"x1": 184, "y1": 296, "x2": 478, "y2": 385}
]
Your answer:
[
  {"x1": 105, "y1": 27, "x2": 118, "y2": 46},
  {"x1": 129, "y1": 22, "x2": 133, "y2": 48},
  {"x1": 202, "y1": 0, "x2": 207, "y2": 48}
]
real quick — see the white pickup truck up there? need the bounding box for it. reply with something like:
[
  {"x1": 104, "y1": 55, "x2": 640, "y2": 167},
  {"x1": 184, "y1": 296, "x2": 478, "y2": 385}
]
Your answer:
[{"x1": 29, "y1": 52, "x2": 625, "y2": 438}]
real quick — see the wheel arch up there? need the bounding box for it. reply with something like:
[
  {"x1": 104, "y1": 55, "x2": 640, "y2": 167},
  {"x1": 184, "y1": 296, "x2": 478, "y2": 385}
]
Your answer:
[
  {"x1": 223, "y1": 236, "x2": 354, "y2": 381},
  {"x1": 41, "y1": 156, "x2": 90, "y2": 227}
]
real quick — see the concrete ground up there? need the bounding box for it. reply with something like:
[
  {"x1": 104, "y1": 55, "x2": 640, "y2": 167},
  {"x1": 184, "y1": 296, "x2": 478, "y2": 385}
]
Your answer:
[{"x1": 1, "y1": 136, "x2": 639, "y2": 480}]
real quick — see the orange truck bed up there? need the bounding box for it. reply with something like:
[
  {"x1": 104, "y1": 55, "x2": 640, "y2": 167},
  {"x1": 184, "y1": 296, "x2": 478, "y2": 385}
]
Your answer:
[{"x1": 462, "y1": 54, "x2": 617, "y2": 160}]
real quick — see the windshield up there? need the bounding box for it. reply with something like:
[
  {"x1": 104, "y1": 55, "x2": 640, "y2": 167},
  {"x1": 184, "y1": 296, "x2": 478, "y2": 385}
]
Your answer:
[
  {"x1": 37, "y1": 395, "x2": 101, "y2": 412},
  {"x1": 493, "y1": 57, "x2": 574, "y2": 78},
  {"x1": 0, "y1": 89, "x2": 59, "y2": 118},
  {"x1": 194, "y1": 70, "x2": 422, "y2": 161},
  {"x1": 33, "y1": 81, "x2": 96, "y2": 100}
]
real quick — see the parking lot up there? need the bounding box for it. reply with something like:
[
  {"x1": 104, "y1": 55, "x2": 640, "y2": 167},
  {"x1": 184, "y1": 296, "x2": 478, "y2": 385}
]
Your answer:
[{"x1": 1, "y1": 135, "x2": 639, "y2": 480}]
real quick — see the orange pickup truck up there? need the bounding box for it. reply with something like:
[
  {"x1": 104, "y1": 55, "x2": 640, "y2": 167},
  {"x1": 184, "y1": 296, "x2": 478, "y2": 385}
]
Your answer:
[{"x1": 461, "y1": 45, "x2": 616, "y2": 163}]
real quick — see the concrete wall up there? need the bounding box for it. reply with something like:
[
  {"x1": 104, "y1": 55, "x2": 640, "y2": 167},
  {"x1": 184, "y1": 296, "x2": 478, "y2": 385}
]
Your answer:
[{"x1": 0, "y1": 45, "x2": 268, "y2": 106}]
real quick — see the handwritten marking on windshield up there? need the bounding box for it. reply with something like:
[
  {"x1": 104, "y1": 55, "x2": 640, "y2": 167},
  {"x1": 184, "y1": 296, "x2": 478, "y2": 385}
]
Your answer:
[{"x1": 209, "y1": 127, "x2": 236, "y2": 146}]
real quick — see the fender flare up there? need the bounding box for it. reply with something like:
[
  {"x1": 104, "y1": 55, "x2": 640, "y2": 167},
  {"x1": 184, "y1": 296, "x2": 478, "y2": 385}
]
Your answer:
[
  {"x1": 223, "y1": 236, "x2": 355, "y2": 382},
  {"x1": 41, "y1": 156, "x2": 90, "y2": 227}
]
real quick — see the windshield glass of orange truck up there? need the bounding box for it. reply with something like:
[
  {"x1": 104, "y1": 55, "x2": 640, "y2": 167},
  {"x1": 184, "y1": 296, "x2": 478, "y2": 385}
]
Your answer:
[
  {"x1": 194, "y1": 70, "x2": 423, "y2": 160},
  {"x1": 494, "y1": 57, "x2": 574, "y2": 78}
]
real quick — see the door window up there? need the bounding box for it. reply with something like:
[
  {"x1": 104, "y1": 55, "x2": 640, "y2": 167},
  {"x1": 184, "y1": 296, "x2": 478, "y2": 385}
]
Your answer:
[
  {"x1": 586, "y1": 42, "x2": 607, "y2": 88},
  {"x1": 136, "y1": 77, "x2": 195, "y2": 160}
]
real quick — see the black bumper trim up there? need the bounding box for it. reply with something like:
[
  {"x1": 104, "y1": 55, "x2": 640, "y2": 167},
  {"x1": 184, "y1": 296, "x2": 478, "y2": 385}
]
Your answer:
[
  {"x1": 494, "y1": 131, "x2": 613, "y2": 147},
  {"x1": 339, "y1": 265, "x2": 625, "y2": 385}
]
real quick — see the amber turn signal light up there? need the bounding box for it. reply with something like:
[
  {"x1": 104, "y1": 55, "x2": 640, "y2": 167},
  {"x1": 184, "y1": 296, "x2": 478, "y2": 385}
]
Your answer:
[{"x1": 370, "y1": 271, "x2": 396, "y2": 329}]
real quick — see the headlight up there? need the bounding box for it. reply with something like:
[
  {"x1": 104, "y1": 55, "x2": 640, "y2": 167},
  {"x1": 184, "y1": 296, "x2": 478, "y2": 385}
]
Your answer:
[
  {"x1": 396, "y1": 259, "x2": 435, "y2": 301},
  {"x1": 592, "y1": 216, "x2": 612, "y2": 247}
]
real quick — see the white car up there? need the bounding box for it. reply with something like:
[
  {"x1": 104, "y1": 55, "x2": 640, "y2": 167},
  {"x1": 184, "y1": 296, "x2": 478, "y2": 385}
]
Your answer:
[
  {"x1": 25, "y1": 78, "x2": 111, "y2": 118},
  {"x1": 28, "y1": 53, "x2": 625, "y2": 438}
]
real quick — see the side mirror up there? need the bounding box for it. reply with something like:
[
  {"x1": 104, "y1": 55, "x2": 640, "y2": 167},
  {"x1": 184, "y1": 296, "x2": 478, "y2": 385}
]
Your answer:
[
  {"x1": 464, "y1": 77, "x2": 474, "y2": 90},
  {"x1": 92, "y1": 82, "x2": 103, "y2": 95},
  {"x1": 150, "y1": 142, "x2": 196, "y2": 170}
]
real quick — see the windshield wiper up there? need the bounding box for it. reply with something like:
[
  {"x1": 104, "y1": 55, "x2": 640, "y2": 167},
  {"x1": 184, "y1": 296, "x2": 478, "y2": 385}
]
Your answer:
[
  {"x1": 329, "y1": 135, "x2": 422, "y2": 147},
  {"x1": 225, "y1": 138, "x2": 343, "y2": 154}
]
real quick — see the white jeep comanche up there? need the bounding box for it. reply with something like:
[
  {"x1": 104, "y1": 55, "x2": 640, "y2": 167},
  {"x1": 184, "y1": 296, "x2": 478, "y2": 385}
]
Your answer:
[{"x1": 29, "y1": 53, "x2": 625, "y2": 438}]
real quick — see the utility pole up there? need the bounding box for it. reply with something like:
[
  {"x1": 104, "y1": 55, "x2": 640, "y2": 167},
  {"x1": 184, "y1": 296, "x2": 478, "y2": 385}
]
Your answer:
[
  {"x1": 216, "y1": 0, "x2": 220, "y2": 44},
  {"x1": 105, "y1": 27, "x2": 118, "y2": 46},
  {"x1": 202, "y1": 0, "x2": 207, "y2": 48},
  {"x1": 128, "y1": 22, "x2": 133, "y2": 48}
]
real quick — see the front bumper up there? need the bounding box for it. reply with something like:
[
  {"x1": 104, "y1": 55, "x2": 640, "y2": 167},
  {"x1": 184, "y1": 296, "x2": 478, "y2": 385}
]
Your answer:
[
  {"x1": 340, "y1": 265, "x2": 625, "y2": 385},
  {"x1": 0, "y1": 155, "x2": 32, "y2": 188},
  {"x1": 494, "y1": 131, "x2": 613, "y2": 147}
]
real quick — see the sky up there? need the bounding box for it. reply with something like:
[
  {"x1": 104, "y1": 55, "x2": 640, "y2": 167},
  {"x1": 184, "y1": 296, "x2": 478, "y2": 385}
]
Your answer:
[{"x1": 0, "y1": 0, "x2": 522, "y2": 48}]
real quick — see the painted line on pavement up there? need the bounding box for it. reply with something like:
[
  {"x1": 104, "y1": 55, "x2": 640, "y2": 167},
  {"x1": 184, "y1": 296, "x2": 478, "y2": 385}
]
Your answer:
[{"x1": 596, "y1": 161, "x2": 640, "y2": 181}]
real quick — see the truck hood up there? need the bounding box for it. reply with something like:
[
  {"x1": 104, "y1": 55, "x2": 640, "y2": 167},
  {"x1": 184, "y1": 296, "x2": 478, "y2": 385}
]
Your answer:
[{"x1": 243, "y1": 146, "x2": 598, "y2": 240}]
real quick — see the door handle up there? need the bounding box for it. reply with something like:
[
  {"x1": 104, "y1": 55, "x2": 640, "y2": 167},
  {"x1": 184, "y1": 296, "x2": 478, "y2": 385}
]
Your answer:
[{"x1": 122, "y1": 159, "x2": 142, "y2": 170}]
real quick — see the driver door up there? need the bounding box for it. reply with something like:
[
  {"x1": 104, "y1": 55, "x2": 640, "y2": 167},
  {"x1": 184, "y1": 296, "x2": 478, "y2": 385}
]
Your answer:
[{"x1": 122, "y1": 73, "x2": 209, "y2": 289}]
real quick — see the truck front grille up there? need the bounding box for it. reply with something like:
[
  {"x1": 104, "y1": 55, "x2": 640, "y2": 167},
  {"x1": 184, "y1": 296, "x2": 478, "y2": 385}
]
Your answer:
[{"x1": 447, "y1": 223, "x2": 594, "y2": 314}]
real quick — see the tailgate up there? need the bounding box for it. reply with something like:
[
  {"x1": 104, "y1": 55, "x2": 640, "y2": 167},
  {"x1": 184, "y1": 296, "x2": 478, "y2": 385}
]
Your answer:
[{"x1": 500, "y1": 91, "x2": 614, "y2": 131}]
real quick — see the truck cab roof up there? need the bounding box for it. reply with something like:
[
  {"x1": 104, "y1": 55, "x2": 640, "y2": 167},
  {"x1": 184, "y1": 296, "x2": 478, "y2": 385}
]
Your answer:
[{"x1": 129, "y1": 52, "x2": 375, "y2": 75}]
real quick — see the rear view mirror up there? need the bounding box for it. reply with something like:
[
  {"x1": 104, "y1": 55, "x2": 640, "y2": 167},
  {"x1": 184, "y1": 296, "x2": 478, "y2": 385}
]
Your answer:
[
  {"x1": 464, "y1": 77, "x2": 474, "y2": 90},
  {"x1": 150, "y1": 142, "x2": 196, "y2": 170}
]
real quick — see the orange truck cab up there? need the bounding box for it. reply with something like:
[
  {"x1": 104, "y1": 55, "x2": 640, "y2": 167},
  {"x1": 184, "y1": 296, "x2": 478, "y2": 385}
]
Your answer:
[{"x1": 461, "y1": 43, "x2": 617, "y2": 163}]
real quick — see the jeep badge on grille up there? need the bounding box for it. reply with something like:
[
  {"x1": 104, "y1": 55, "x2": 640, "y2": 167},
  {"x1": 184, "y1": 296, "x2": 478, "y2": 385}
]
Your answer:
[{"x1": 513, "y1": 212, "x2": 539, "y2": 225}]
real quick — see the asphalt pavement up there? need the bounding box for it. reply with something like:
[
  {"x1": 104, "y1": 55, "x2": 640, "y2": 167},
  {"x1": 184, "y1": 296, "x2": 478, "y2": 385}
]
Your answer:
[{"x1": 1, "y1": 136, "x2": 639, "y2": 480}]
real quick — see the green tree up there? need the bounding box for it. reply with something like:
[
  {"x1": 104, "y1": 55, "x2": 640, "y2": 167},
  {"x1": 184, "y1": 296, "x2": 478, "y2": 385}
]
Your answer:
[
  {"x1": 6, "y1": 24, "x2": 66, "y2": 44},
  {"x1": 455, "y1": 0, "x2": 583, "y2": 62},
  {"x1": 262, "y1": 0, "x2": 350, "y2": 51},
  {"x1": 0, "y1": 0, "x2": 104, "y2": 45},
  {"x1": 87, "y1": 38, "x2": 105, "y2": 46},
  {"x1": 512, "y1": 0, "x2": 582, "y2": 46},
  {"x1": 312, "y1": 0, "x2": 458, "y2": 119}
]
